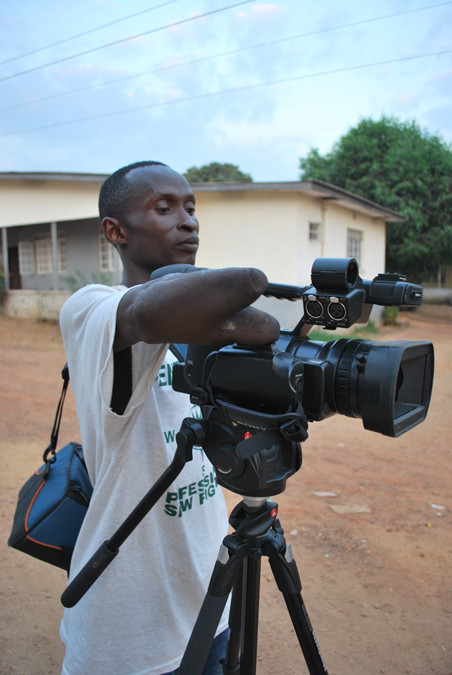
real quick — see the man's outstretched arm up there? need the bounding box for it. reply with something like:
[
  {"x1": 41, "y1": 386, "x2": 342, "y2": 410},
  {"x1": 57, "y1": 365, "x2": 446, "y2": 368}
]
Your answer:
[{"x1": 114, "y1": 267, "x2": 279, "y2": 351}]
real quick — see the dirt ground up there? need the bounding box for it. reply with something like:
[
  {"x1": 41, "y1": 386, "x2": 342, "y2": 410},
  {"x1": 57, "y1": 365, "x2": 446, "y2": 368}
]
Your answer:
[{"x1": 0, "y1": 305, "x2": 450, "y2": 675}]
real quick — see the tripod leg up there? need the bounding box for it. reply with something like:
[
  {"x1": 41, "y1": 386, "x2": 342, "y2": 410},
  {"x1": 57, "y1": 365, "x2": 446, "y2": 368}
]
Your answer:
[
  {"x1": 223, "y1": 555, "x2": 265, "y2": 675},
  {"x1": 178, "y1": 543, "x2": 244, "y2": 675},
  {"x1": 240, "y1": 555, "x2": 261, "y2": 675},
  {"x1": 268, "y1": 542, "x2": 328, "y2": 675},
  {"x1": 222, "y1": 563, "x2": 243, "y2": 672}
]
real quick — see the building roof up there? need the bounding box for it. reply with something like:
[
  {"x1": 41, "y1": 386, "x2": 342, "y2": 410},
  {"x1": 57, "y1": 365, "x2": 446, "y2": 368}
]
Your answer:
[
  {"x1": 0, "y1": 172, "x2": 405, "y2": 223},
  {"x1": 191, "y1": 178, "x2": 405, "y2": 222},
  {"x1": 0, "y1": 171, "x2": 107, "y2": 183}
]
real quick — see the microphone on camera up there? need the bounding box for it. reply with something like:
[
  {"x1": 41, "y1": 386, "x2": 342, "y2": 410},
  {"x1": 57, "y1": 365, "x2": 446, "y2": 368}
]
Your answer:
[{"x1": 150, "y1": 264, "x2": 205, "y2": 281}]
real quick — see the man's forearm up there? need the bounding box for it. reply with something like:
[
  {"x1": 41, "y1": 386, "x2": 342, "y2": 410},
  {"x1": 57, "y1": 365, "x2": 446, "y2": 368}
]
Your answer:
[{"x1": 114, "y1": 267, "x2": 280, "y2": 351}]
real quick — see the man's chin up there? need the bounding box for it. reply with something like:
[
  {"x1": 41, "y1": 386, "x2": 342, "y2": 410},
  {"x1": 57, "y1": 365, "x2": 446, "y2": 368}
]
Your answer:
[{"x1": 175, "y1": 251, "x2": 197, "y2": 266}]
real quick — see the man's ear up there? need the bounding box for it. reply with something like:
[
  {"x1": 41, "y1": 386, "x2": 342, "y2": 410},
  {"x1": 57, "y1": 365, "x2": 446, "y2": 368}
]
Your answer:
[{"x1": 103, "y1": 217, "x2": 127, "y2": 247}]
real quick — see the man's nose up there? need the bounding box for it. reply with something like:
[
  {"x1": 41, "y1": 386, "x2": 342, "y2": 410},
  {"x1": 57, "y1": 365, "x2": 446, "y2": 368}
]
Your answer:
[{"x1": 178, "y1": 210, "x2": 199, "y2": 231}]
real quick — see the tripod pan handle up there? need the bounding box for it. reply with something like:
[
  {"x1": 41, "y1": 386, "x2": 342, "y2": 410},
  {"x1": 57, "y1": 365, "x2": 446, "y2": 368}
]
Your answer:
[{"x1": 61, "y1": 541, "x2": 118, "y2": 607}]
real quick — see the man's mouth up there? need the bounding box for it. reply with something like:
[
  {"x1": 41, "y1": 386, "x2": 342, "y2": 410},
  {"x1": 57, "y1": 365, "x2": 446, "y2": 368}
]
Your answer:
[{"x1": 178, "y1": 237, "x2": 199, "y2": 252}]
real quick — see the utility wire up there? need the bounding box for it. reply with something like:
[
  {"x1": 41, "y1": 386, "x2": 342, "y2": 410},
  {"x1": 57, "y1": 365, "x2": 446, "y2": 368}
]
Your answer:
[
  {"x1": 0, "y1": 0, "x2": 179, "y2": 66},
  {"x1": 0, "y1": 0, "x2": 255, "y2": 83},
  {"x1": 1, "y1": 0, "x2": 451, "y2": 112},
  {"x1": 1, "y1": 49, "x2": 450, "y2": 138}
]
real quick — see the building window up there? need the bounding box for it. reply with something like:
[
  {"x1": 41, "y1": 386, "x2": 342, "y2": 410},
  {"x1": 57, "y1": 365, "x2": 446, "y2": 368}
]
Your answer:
[
  {"x1": 18, "y1": 241, "x2": 35, "y2": 275},
  {"x1": 309, "y1": 222, "x2": 321, "y2": 241},
  {"x1": 19, "y1": 234, "x2": 67, "y2": 275},
  {"x1": 99, "y1": 234, "x2": 115, "y2": 272},
  {"x1": 347, "y1": 228, "x2": 362, "y2": 264},
  {"x1": 57, "y1": 236, "x2": 67, "y2": 274},
  {"x1": 35, "y1": 235, "x2": 52, "y2": 274}
]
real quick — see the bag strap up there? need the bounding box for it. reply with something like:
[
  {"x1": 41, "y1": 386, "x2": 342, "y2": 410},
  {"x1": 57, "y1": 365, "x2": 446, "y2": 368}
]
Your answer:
[
  {"x1": 41, "y1": 344, "x2": 186, "y2": 463},
  {"x1": 42, "y1": 364, "x2": 70, "y2": 465}
]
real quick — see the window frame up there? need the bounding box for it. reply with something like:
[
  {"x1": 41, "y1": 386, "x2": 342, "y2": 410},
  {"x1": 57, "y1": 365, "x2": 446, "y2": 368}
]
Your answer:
[
  {"x1": 18, "y1": 240, "x2": 35, "y2": 276},
  {"x1": 99, "y1": 233, "x2": 115, "y2": 273},
  {"x1": 347, "y1": 228, "x2": 363, "y2": 265},
  {"x1": 309, "y1": 221, "x2": 321, "y2": 241}
]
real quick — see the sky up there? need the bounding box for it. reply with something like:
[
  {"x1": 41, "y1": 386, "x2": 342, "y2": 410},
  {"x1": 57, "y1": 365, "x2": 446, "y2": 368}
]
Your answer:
[{"x1": 1, "y1": 0, "x2": 451, "y2": 182}]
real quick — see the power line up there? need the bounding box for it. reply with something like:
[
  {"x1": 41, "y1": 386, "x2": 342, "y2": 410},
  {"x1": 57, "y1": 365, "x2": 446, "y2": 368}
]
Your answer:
[
  {"x1": 0, "y1": 0, "x2": 255, "y2": 83},
  {"x1": 1, "y1": 0, "x2": 451, "y2": 112},
  {"x1": 1, "y1": 49, "x2": 450, "y2": 139},
  {"x1": 0, "y1": 0, "x2": 179, "y2": 66}
]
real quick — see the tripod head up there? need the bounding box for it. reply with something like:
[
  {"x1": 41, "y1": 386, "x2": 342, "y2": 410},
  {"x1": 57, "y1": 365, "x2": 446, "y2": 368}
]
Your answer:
[
  {"x1": 171, "y1": 342, "x2": 308, "y2": 497},
  {"x1": 193, "y1": 396, "x2": 307, "y2": 497}
]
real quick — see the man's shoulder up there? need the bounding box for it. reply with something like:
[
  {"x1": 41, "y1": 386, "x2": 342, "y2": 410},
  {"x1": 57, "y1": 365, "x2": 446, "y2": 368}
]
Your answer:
[
  {"x1": 68, "y1": 283, "x2": 125, "y2": 299},
  {"x1": 60, "y1": 284, "x2": 128, "y2": 332},
  {"x1": 63, "y1": 283, "x2": 125, "y2": 309}
]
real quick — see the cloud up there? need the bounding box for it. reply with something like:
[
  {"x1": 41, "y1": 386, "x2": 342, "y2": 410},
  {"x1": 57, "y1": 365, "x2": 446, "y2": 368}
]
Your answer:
[
  {"x1": 1, "y1": 0, "x2": 451, "y2": 180},
  {"x1": 237, "y1": 3, "x2": 285, "y2": 19}
]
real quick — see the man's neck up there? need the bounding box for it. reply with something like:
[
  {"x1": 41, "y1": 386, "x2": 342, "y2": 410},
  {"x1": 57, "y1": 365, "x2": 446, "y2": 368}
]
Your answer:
[{"x1": 121, "y1": 268, "x2": 150, "y2": 288}]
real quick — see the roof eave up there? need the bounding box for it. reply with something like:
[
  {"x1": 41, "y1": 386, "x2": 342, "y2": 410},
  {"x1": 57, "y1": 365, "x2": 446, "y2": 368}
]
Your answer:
[
  {"x1": 191, "y1": 178, "x2": 405, "y2": 222},
  {"x1": 0, "y1": 172, "x2": 405, "y2": 222}
]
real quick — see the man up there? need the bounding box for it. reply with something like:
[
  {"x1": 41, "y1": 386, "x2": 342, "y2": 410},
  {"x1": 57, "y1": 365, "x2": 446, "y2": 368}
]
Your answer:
[{"x1": 59, "y1": 161, "x2": 280, "y2": 674}]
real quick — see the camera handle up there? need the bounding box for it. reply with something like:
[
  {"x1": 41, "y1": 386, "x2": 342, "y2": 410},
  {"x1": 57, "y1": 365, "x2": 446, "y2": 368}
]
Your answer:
[
  {"x1": 178, "y1": 496, "x2": 328, "y2": 675},
  {"x1": 61, "y1": 417, "x2": 205, "y2": 608}
]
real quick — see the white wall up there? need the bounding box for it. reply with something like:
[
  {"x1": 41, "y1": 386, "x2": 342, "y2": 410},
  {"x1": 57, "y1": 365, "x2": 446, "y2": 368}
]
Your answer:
[
  {"x1": 0, "y1": 179, "x2": 100, "y2": 227},
  {"x1": 195, "y1": 191, "x2": 299, "y2": 283},
  {"x1": 195, "y1": 190, "x2": 386, "y2": 285}
]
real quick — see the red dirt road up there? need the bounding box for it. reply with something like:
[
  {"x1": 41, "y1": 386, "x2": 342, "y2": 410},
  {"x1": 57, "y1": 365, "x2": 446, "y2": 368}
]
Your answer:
[{"x1": 0, "y1": 306, "x2": 450, "y2": 674}]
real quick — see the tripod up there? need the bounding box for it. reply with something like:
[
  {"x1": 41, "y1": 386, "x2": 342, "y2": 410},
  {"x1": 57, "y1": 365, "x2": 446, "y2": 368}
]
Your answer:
[
  {"x1": 61, "y1": 417, "x2": 328, "y2": 674},
  {"x1": 178, "y1": 495, "x2": 327, "y2": 674}
]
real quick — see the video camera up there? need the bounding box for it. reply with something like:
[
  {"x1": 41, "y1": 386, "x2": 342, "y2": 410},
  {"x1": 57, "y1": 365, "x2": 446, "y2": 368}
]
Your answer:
[{"x1": 151, "y1": 259, "x2": 434, "y2": 498}]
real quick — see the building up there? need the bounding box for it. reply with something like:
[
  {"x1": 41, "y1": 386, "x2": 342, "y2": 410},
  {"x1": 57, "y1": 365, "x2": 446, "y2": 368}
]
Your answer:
[{"x1": 0, "y1": 172, "x2": 405, "y2": 323}]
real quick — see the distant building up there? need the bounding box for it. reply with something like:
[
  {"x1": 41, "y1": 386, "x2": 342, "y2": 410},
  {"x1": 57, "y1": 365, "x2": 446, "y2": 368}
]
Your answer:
[{"x1": 0, "y1": 172, "x2": 405, "y2": 321}]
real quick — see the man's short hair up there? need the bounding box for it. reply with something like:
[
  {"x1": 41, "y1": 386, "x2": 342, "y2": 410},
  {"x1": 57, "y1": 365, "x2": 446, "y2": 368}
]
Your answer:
[{"x1": 98, "y1": 160, "x2": 168, "y2": 222}]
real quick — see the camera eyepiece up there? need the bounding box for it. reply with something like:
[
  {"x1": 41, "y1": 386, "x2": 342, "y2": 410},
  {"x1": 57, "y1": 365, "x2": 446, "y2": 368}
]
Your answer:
[{"x1": 311, "y1": 257, "x2": 359, "y2": 291}]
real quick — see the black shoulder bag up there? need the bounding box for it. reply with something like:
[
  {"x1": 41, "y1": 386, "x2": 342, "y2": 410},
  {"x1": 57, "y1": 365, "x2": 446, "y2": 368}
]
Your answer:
[
  {"x1": 8, "y1": 344, "x2": 186, "y2": 571},
  {"x1": 8, "y1": 365, "x2": 93, "y2": 571}
]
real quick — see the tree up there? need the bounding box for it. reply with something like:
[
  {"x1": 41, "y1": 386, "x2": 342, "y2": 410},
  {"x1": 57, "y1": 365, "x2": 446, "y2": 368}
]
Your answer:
[
  {"x1": 299, "y1": 116, "x2": 452, "y2": 283},
  {"x1": 184, "y1": 162, "x2": 252, "y2": 183}
]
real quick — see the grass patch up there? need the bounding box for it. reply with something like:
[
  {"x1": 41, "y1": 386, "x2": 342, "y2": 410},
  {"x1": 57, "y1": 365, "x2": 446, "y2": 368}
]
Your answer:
[{"x1": 307, "y1": 320, "x2": 380, "y2": 342}]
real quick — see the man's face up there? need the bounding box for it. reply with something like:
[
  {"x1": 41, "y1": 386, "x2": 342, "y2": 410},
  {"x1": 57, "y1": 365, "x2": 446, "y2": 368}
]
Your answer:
[{"x1": 121, "y1": 164, "x2": 199, "y2": 277}]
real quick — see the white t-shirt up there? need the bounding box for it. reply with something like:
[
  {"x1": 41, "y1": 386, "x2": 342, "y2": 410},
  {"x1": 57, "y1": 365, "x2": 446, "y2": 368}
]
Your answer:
[{"x1": 59, "y1": 284, "x2": 229, "y2": 675}]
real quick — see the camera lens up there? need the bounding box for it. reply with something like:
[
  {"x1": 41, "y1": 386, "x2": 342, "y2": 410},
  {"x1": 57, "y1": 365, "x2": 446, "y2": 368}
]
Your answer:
[{"x1": 287, "y1": 337, "x2": 433, "y2": 437}]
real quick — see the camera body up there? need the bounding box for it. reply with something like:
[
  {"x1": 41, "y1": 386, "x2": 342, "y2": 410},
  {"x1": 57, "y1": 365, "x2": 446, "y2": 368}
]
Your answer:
[{"x1": 153, "y1": 259, "x2": 434, "y2": 497}]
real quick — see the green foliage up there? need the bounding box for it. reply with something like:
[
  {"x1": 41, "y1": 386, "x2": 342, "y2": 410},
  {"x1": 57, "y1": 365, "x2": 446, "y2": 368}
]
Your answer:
[
  {"x1": 381, "y1": 306, "x2": 399, "y2": 326},
  {"x1": 354, "y1": 319, "x2": 379, "y2": 335},
  {"x1": 308, "y1": 320, "x2": 380, "y2": 342},
  {"x1": 306, "y1": 328, "x2": 339, "y2": 342},
  {"x1": 184, "y1": 162, "x2": 252, "y2": 183},
  {"x1": 299, "y1": 116, "x2": 452, "y2": 283}
]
